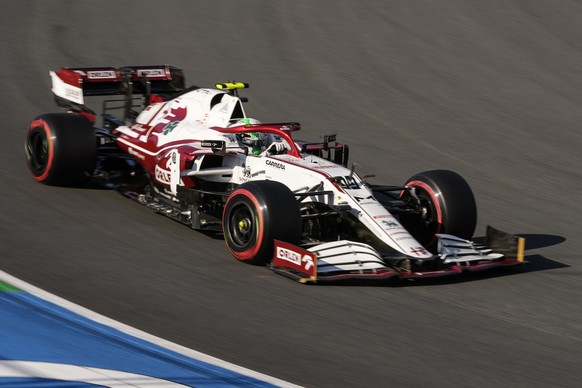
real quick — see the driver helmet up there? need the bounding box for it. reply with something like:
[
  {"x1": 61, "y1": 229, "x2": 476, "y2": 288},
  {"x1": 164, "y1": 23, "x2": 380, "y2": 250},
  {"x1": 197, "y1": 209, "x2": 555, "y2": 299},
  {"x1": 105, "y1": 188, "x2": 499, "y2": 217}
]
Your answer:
[
  {"x1": 229, "y1": 117, "x2": 262, "y2": 126},
  {"x1": 231, "y1": 118, "x2": 263, "y2": 155}
]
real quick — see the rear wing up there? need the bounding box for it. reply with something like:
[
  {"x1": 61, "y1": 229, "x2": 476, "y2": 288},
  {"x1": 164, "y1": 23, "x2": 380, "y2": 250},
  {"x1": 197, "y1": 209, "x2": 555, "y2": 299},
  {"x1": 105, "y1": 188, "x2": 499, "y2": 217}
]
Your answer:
[{"x1": 50, "y1": 65, "x2": 185, "y2": 106}]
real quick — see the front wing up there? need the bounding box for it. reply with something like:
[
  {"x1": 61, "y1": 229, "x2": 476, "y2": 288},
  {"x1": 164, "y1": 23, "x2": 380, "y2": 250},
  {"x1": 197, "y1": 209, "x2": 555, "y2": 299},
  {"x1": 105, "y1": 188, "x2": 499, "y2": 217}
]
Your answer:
[{"x1": 269, "y1": 226, "x2": 525, "y2": 283}]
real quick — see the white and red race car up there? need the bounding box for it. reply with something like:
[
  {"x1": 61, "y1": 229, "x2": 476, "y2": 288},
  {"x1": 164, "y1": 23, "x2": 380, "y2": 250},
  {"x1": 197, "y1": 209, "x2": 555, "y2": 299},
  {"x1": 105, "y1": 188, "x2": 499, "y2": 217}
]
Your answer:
[{"x1": 25, "y1": 65, "x2": 525, "y2": 283}]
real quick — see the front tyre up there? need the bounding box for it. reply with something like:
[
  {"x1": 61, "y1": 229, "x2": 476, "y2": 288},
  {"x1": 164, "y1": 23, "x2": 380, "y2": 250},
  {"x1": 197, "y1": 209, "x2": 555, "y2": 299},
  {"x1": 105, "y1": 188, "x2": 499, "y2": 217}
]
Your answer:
[
  {"x1": 25, "y1": 113, "x2": 96, "y2": 186},
  {"x1": 223, "y1": 180, "x2": 302, "y2": 265},
  {"x1": 400, "y1": 170, "x2": 477, "y2": 250}
]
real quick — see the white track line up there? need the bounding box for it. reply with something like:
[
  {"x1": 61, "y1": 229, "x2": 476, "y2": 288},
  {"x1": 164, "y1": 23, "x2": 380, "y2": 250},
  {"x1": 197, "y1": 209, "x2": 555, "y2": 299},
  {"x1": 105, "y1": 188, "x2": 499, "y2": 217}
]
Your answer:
[{"x1": 0, "y1": 270, "x2": 301, "y2": 388}]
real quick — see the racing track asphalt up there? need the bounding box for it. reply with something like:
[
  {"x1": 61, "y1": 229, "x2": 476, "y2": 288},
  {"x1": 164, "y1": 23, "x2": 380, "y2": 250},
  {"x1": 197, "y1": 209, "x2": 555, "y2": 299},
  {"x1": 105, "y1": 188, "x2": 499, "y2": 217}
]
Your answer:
[{"x1": 1, "y1": 1, "x2": 582, "y2": 387}]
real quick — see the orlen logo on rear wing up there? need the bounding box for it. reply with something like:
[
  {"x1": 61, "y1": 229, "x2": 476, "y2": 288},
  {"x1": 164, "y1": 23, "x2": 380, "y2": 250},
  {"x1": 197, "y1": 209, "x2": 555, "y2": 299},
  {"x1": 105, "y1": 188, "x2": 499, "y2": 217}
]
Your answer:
[
  {"x1": 271, "y1": 240, "x2": 317, "y2": 283},
  {"x1": 49, "y1": 65, "x2": 185, "y2": 104}
]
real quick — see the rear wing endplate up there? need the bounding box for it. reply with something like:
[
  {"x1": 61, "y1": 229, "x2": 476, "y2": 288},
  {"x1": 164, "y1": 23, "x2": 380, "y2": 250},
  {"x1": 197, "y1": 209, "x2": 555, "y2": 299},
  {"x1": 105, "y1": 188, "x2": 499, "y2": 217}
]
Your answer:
[{"x1": 50, "y1": 65, "x2": 185, "y2": 106}]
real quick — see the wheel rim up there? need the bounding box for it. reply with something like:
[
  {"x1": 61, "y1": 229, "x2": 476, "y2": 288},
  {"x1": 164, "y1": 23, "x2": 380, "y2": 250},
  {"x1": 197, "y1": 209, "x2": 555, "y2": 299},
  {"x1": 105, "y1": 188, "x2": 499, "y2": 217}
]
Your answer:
[
  {"x1": 401, "y1": 184, "x2": 442, "y2": 249},
  {"x1": 26, "y1": 130, "x2": 49, "y2": 174},
  {"x1": 228, "y1": 203, "x2": 256, "y2": 248},
  {"x1": 416, "y1": 189, "x2": 439, "y2": 229}
]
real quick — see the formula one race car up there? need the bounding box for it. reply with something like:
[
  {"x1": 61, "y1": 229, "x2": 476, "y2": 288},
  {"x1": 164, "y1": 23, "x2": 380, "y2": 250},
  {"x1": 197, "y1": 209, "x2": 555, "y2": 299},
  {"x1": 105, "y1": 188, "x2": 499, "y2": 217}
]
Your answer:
[{"x1": 24, "y1": 65, "x2": 525, "y2": 283}]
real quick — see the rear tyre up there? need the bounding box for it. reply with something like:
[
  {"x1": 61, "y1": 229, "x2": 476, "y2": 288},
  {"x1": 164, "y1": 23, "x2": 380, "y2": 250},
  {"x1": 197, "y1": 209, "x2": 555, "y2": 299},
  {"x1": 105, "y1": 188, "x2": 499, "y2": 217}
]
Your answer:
[
  {"x1": 400, "y1": 170, "x2": 477, "y2": 250},
  {"x1": 25, "y1": 113, "x2": 96, "y2": 186},
  {"x1": 223, "y1": 180, "x2": 302, "y2": 265}
]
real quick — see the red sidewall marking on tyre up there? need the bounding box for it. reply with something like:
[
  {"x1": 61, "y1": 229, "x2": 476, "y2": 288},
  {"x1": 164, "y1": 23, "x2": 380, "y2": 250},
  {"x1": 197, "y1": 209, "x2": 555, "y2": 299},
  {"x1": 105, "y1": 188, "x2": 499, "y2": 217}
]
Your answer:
[
  {"x1": 407, "y1": 180, "x2": 443, "y2": 234},
  {"x1": 30, "y1": 119, "x2": 54, "y2": 182},
  {"x1": 224, "y1": 189, "x2": 264, "y2": 261}
]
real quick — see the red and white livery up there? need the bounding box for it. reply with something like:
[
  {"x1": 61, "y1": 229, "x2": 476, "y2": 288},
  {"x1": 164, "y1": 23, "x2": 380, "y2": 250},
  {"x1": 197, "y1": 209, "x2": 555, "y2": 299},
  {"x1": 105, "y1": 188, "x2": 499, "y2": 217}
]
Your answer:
[{"x1": 25, "y1": 65, "x2": 525, "y2": 283}]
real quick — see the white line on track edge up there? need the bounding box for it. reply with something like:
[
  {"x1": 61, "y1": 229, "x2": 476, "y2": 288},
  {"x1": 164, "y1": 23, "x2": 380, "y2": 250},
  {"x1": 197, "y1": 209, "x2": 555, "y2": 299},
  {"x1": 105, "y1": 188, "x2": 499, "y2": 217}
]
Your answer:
[{"x1": 0, "y1": 270, "x2": 301, "y2": 388}]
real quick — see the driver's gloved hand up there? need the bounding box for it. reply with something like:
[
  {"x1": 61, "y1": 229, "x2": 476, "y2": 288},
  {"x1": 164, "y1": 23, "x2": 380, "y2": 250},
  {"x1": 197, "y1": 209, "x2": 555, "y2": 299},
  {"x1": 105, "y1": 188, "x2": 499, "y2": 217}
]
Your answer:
[{"x1": 263, "y1": 142, "x2": 287, "y2": 155}]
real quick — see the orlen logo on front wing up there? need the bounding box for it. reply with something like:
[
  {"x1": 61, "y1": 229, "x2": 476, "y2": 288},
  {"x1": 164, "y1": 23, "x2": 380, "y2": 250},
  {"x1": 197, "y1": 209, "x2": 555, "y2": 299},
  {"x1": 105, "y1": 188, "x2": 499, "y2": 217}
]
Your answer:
[
  {"x1": 272, "y1": 240, "x2": 317, "y2": 281},
  {"x1": 276, "y1": 247, "x2": 314, "y2": 271}
]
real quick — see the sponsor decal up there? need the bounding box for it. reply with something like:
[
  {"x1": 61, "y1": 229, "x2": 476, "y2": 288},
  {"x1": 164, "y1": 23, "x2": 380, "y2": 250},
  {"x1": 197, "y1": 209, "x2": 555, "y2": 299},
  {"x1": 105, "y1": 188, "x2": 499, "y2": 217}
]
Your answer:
[
  {"x1": 238, "y1": 165, "x2": 252, "y2": 183},
  {"x1": 373, "y1": 214, "x2": 395, "y2": 219},
  {"x1": 276, "y1": 247, "x2": 314, "y2": 271},
  {"x1": 242, "y1": 165, "x2": 252, "y2": 179},
  {"x1": 137, "y1": 69, "x2": 165, "y2": 78},
  {"x1": 410, "y1": 247, "x2": 429, "y2": 256},
  {"x1": 394, "y1": 236, "x2": 414, "y2": 241},
  {"x1": 238, "y1": 165, "x2": 264, "y2": 183},
  {"x1": 65, "y1": 88, "x2": 81, "y2": 99},
  {"x1": 272, "y1": 240, "x2": 317, "y2": 280},
  {"x1": 265, "y1": 159, "x2": 285, "y2": 170},
  {"x1": 312, "y1": 165, "x2": 336, "y2": 169},
  {"x1": 149, "y1": 102, "x2": 188, "y2": 145},
  {"x1": 162, "y1": 121, "x2": 179, "y2": 135},
  {"x1": 87, "y1": 70, "x2": 116, "y2": 79},
  {"x1": 381, "y1": 220, "x2": 400, "y2": 228},
  {"x1": 200, "y1": 140, "x2": 225, "y2": 148},
  {"x1": 154, "y1": 165, "x2": 171, "y2": 184}
]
